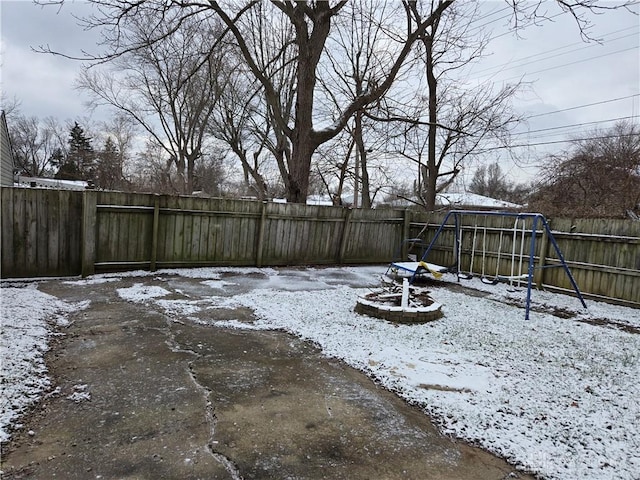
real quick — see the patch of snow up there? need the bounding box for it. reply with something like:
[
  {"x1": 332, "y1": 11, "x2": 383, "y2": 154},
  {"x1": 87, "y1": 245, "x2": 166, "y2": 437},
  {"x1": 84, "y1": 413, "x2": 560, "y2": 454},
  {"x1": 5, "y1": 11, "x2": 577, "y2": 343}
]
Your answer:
[
  {"x1": 0, "y1": 285, "x2": 78, "y2": 442},
  {"x1": 116, "y1": 283, "x2": 171, "y2": 302},
  {"x1": 66, "y1": 384, "x2": 91, "y2": 403},
  {"x1": 155, "y1": 299, "x2": 202, "y2": 317},
  {"x1": 201, "y1": 279, "x2": 237, "y2": 289},
  {"x1": 63, "y1": 277, "x2": 121, "y2": 286}
]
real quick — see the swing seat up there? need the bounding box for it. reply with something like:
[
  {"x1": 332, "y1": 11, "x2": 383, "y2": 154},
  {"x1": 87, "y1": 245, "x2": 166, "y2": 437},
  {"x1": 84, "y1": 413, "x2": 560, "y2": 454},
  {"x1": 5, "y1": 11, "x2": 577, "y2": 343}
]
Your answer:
[
  {"x1": 389, "y1": 261, "x2": 448, "y2": 279},
  {"x1": 481, "y1": 273, "x2": 529, "y2": 285},
  {"x1": 481, "y1": 276, "x2": 498, "y2": 285}
]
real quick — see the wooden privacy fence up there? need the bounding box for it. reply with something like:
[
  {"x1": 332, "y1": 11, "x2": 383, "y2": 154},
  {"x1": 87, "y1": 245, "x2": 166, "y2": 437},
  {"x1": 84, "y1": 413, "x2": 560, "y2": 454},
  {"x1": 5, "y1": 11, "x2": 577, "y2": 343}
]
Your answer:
[
  {"x1": 1, "y1": 188, "x2": 404, "y2": 278},
  {"x1": 1, "y1": 187, "x2": 639, "y2": 306}
]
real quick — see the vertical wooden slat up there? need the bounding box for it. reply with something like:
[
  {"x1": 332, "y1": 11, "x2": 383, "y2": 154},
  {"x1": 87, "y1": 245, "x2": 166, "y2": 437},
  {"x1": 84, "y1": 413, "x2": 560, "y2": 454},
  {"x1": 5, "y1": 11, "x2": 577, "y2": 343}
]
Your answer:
[
  {"x1": 255, "y1": 202, "x2": 267, "y2": 267},
  {"x1": 150, "y1": 195, "x2": 160, "y2": 271},
  {"x1": 534, "y1": 226, "x2": 549, "y2": 287},
  {"x1": 12, "y1": 188, "x2": 26, "y2": 277},
  {"x1": 47, "y1": 191, "x2": 60, "y2": 274},
  {"x1": 1, "y1": 188, "x2": 15, "y2": 276},
  {"x1": 24, "y1": 190, "x2": 38, "y2": 276},
  {"x1": 337, "y1": 208, "x2": 353, "y2": 264},
  {"x1": 81, "y1": 190, "x2": 97, "y2": 277}
]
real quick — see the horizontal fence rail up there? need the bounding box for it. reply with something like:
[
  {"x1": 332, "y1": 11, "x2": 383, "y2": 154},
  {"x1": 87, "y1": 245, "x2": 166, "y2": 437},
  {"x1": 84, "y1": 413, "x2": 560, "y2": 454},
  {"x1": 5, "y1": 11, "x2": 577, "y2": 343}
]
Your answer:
[{"x1": 1, "y1": 187, "x2": 638, "y2": 306}]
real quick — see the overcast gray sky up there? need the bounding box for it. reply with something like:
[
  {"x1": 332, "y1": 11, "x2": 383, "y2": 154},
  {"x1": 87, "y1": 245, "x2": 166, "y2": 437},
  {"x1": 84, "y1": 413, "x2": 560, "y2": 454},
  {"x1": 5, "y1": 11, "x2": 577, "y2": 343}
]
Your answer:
[{"x1": 1, "y1": 0, "x2": 638, "y2": 183}]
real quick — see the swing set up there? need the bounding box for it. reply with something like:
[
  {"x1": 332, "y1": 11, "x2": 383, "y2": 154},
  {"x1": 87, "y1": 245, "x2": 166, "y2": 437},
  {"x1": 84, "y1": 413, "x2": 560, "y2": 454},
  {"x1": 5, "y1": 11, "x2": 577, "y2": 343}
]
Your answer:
[{"x1": 387, "y1": 210, "x2": 587, "y2": 320}]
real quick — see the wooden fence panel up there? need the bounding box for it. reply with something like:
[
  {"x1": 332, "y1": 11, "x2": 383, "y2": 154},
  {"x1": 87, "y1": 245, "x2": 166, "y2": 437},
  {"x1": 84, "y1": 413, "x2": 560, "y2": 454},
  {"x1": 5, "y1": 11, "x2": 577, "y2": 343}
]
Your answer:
[
  {"x1": 1, "y1": 187, "x2": 638, "y2": 305},
  {"x1": 94, "y1": 192, "x2": 155, "y2": 269},
  {"x1": 1, "y1": 188, "x2": 82, "y2": 277},
  {"x1": 343, "y1": 209, "x2": 404, "y2": 263}
]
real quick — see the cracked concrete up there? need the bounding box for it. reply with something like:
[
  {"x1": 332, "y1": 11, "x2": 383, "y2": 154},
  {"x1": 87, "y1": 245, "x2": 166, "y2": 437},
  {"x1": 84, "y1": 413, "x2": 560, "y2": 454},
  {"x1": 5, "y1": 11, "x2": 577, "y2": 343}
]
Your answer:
[{"x1": 1, "y1": 271, "x2": 534, "y2": 479}]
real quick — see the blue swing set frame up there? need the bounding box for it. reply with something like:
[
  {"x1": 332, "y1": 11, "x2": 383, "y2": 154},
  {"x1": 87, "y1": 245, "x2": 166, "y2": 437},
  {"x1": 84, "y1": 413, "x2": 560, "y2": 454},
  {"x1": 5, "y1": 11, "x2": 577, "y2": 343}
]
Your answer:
[{"x1": 389, "y1": 210, "x2": 587, "y2": 320}]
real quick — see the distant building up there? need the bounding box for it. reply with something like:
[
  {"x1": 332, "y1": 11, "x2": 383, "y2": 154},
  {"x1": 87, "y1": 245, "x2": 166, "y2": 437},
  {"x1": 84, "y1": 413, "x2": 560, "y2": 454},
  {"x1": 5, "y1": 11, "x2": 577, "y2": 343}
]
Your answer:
[
  {"x1": 436, "y1": 192, "x2": 522, "y2": 210},
  {"x1": 15, "y1": 175, "x2": 89, "y2": 191},
  {"x1": 1, "y1": 111, "x2": 15, "y2": 186},
  {"x1": 384, "y1": 191, "x2": 523, "y2": 210}
]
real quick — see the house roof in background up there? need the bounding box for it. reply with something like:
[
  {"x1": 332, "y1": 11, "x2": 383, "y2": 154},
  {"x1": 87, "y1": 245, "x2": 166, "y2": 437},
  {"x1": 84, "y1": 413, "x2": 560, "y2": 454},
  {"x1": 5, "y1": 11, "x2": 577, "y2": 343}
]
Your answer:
[{"x1": 437, "y1": 192, "x2": 522, "y2": 209}]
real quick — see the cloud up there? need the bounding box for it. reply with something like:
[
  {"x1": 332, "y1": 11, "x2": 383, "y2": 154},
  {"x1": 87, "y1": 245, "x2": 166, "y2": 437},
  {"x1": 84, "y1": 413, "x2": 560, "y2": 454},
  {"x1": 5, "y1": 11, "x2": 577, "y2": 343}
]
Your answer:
[{"x1": 1, "y1": 1, "x2": 103, "y2": 120}]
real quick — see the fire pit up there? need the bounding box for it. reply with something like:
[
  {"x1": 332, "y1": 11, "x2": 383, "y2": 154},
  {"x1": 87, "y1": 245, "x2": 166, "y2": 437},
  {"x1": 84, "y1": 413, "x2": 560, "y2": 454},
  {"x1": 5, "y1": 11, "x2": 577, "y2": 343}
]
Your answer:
[{"x1": 355, "y1": 279, "x2": 443, "y2": 324}]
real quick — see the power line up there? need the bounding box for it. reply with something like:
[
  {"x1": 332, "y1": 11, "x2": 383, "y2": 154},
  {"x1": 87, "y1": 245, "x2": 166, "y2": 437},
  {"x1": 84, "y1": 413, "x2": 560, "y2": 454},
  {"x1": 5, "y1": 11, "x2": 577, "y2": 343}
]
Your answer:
[
  {"x1": 467, "y1": 4, "x2": 512, "y2": 27},
  {"x1": 472, "y1": 27, "x2": 638, "y2": 77},
  {"x1": 495, "y1": 45, "x2": 638, "y2": 83},
  {"x1": 512, "y1": 115, "x2": 640, "y2": 137},
  {"x1": 526, "y1": 94, "x2": 640, "y2": 119},
  {"x1": 476, "y1": 132, "x2": 639, "y2": 154}
]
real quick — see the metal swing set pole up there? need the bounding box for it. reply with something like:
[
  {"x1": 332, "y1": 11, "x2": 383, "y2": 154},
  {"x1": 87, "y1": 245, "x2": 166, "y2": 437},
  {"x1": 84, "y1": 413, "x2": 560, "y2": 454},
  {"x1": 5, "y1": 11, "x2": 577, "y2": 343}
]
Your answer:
[{"x1": 416, "y1": 210, "x2": 587, "y2": 320}]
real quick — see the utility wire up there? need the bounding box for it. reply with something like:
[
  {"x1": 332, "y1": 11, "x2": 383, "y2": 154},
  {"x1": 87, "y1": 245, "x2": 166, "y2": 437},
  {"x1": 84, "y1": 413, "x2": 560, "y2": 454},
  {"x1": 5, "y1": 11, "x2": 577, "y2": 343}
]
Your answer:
[
  {"x1": 526, "y1": 94, "x2": 640, "y2": 119},
  {"x1": 475, "y1": 133, "x2": 639, "y2": 154},
  {"x1": 472, "y1": 28, "x2": 638, "y2": 77},
  {"x1": 511, "y1": 115, "x2": 640, "y2": 137},
  {"x1": 494, "y1": 45, "x2": 638, "y2": 83}
]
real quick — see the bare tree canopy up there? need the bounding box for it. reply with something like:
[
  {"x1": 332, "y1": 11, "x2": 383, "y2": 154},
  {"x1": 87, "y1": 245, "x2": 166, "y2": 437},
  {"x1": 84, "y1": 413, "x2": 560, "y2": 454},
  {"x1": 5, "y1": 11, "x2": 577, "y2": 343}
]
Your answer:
[
  {"x1": 36, "y1": 0, "x2": 637, "y2": 205},
  {"x1": 7, "y1": 114, "x2": 66, "y2": 177},
  {"x1": 77, "y1": 11, "x2": 228, "y2": 194},
  {"x1": 530, "y1": 121, "x2": 640, "y2": 218},
  {"x1": 469, "y1": 162, "x2": 530, "y2": 205}
]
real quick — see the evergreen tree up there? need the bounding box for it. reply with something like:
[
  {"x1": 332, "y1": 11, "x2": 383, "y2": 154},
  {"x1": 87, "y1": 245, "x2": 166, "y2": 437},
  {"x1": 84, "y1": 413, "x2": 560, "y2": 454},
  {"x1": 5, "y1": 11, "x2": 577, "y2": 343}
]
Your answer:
[
  {"x1": 48, "y1": 148, "x2": 65, "y2": 170},
  {"x1": 56, "y1": 122, "x2": 95, "y2": 181},
  {"x1": 95, "y1": 137, "x2": 121, "y2": 190}
]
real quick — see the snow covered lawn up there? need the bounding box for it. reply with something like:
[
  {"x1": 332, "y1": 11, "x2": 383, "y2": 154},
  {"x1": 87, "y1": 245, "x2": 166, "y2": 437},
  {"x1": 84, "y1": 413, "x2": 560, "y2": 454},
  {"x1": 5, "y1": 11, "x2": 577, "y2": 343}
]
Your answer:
[{"x1": 1, "y1": 266, "x2": 639, "y2": 480}]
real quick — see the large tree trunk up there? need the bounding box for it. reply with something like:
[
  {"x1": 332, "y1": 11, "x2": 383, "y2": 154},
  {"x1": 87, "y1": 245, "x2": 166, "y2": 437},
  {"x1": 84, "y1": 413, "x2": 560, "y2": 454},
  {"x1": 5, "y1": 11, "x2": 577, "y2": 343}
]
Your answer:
[
  {"x1": 284, "y1": 3, "x2": 332, "y2": 203},
  {"x1": 288, "y1": 133, "x2": 313, "y2": 203},
  {"x1": 424, "y1": 25, "x2": 438, "y2": 212},
  {"x1": 354, "y1": 111, "x2": 371, "y2": 209}
]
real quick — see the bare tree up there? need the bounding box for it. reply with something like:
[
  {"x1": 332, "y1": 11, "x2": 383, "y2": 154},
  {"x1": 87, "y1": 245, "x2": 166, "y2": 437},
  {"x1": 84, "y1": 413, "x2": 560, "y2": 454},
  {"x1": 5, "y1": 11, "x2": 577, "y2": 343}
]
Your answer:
[
  {"x1": 94, "y1": 114, "x2": 138, "y2": 191},
  {"x1": 206, "y1": 6, "x2": 297, "y2": 200},
  {"x1": 209, "y1": 0, "x2": 453, "y2": 203},
  {"x1": 8, "y1": 114, "x2": 67, "y2": 177},
  {"x1": 530, "y1": 122, "x2": 640, "y2": 218},
  {"x1": 378, "y1": 2, "x2": 522, "y2": 210},
  {"x1": 128, "y1": 139, "x2": 175, "y2": 194},
  {"x1": 78, "y1": 12, "x2": 227, "y2": 194},
  {"x1": 208, "y1": 68, "x2": 266, "y2": 198},
  {"x1": 469, "y1": 162, "x2": 529, "y2": 204},
  {"x1": 317, "y1": 0, "x2": 409, "y2": 208}
]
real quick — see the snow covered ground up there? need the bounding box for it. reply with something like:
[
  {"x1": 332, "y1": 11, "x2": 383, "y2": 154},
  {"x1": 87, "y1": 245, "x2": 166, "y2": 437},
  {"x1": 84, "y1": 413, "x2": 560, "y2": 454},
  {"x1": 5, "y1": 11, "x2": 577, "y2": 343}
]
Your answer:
[
  {"x1": 1, "y1": 266, "x2": 639, "y2": 479},
  {"x1": 0, "y1": 284, "x2": 87, "y2": 443}
]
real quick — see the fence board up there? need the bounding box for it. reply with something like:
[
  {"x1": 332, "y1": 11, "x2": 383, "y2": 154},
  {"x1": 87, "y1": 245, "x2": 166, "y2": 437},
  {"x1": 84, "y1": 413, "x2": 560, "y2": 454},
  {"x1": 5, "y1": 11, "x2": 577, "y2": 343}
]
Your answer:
[
  {"x1": 12, "y1": 189, "x2": 26, "y2": 276},
  {"x1": 46, "y1": 191, "x2": 59, "y2": 273},
  {"x1": 1, "y1": 188, "x2": 14, "y2": 275}
]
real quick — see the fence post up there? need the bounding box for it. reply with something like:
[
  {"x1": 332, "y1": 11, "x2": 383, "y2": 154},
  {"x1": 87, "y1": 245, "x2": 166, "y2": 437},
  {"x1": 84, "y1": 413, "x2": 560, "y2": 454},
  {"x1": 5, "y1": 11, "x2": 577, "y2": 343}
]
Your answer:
[
  {"x1": 150, "y1": 194, "x2": 160, "y2": 272},
  {"x1": 81, "y1": 190, "x2": 97, "y2": 277},
  {"x1": 401, "y1": 209, "x2": 412, "y2": 260},
  {"x1": 337, "y1": 208, "x2": 353, "y2": 264},
  {"x1": 255, "y1": 201, "x2": 267, "y2": 267}
]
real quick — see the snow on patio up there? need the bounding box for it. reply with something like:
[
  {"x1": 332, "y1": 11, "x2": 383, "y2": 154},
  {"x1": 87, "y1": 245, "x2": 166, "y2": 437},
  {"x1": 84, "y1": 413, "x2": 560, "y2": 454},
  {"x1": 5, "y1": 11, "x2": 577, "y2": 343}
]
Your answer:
[
  {"x1": 0, "y1": 284, "x2": 87, "y2": 443},
  {"x1": 1, "y1": 266, "x2": 639, "y2": 479}
]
